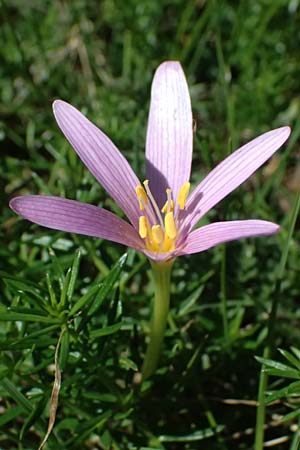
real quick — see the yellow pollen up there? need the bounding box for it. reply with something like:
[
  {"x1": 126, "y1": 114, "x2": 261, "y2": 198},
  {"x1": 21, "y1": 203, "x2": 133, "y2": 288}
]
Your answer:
[
  {"x1": 177, "y1": 182, "x2": 190, "y2": 210},
  {"x1": 151, "y1": 225, "x2": 164, "y2": 245},
  {"x1": 139, "y1": 216, "x2": 148, "y2": 239},
  {"x1": 135, "y1": 185, "x2": 148, "y2": 210},
  {"x1": 164, "y1": 211, "x2": 177, "y2": 240}
]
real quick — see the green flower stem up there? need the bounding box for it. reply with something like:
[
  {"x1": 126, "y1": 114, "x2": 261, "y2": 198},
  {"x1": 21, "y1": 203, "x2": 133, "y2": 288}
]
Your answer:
[
  {"x1": 141, "y1": 260, "x2": 173, "y2": 380},
  {"x1": 254, "y1": 190, "x2": 300, "y2": 450}
]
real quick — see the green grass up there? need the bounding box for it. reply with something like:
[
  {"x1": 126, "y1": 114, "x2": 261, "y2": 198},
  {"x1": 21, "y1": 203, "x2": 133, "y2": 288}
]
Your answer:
[{"x1": 1, "y1": 1, "x2": 300, "y2": 449}]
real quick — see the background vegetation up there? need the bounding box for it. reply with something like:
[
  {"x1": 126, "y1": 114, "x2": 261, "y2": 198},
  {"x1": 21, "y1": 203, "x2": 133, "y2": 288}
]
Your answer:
[{"x1": 1, "y1": 0, "x2": 300, "y2": 449}]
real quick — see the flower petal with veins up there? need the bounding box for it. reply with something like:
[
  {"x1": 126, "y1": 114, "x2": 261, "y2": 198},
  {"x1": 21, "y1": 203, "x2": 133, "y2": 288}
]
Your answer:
[
  {"x1": 53, "y1": 100, "x2": 141, "y2": 229},
  {"x1": 146, "y1": 61, "x2": 193, "y2": 208},
  {"x1": 177, "y1": 220, "x2": 279, "y2": 255},
  {"x1": 10, "y1": 196, "x2": 144, "y2": 251}
]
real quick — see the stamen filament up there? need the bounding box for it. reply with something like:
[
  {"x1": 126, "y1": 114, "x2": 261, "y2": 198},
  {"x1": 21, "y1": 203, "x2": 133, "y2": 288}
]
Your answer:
[
  {"x1": 143, "y1": 180, "x2": 164, "y2": 229},
  {"x1": 161, "y1": 189, "x2": 174, "y2": 214}
]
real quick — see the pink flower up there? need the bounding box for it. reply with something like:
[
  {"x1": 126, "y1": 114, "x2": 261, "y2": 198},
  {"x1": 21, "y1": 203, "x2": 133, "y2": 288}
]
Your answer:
[{"x1": 10, "y1": 62, "x2": 290, "y2": 262}]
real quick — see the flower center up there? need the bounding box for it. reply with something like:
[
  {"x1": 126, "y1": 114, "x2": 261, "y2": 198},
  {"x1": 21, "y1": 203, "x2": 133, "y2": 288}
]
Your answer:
[{"x1": 135, "y1": 180, "x2": 190, "y2": 253}]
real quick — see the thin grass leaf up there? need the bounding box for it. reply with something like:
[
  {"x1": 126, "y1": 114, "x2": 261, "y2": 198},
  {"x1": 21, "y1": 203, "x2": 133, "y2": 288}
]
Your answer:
[
  {"x1": 177, "y1": 284, "x2": 205, "y2": 317},
  {"x1": 278, "y1": 348, "x2": 300, "y2": 372},
  {"x1": 0, "y1": 378, "x2": 33, "y2": 413},
  {"x1": 256, "y1": 356, "x2": 300, "y2": 379},
  {"x1": 90, "y1": 321, "x2": 124, "y2": 339},
  {"x1": 46, "y1": 272, "x2": 58, "y2": 308},
  {"x1": 2, "y1": 275, "x2": 46, "y2": 302},
  {"x1": 159, "y1": 425, "x2": 224, "y2": 442},
  {"x1": 68, "y1": 282, "x2": 101, "y2": 317},
  {"x1": 265, "y1": 381, "x2": 300, "y2": 404},
  {"x1": 291, "y1": 347, "x2": 300, "y2": 361},
  {"x1": 59, "y1": 267, "x2": 71, "y2": 309},
  {"x1": 20, "y1": 395, "x2": 48, "y2": 440},
  {"x1": 229, "y1": 306, "x2": 245, "y2": 340},
  {"x1": 64, "y1": 410, "x2": 112, "y2": 446},
  {"x1": 0, "y1": 405, "x2": 24, "y2": 427},
  {"x1": 0, "y1": 311, "x2": 61, "y2": 323},
  {"x1": 88, "y1": 253, "x2": 127, "y2": 316},
  {"x1": 66, "y1": 248, "x2": 81, "y2": 303}
]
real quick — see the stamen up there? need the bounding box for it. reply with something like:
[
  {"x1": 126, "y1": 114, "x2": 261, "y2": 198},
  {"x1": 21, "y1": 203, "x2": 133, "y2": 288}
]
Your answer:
[
  {"x1": 152, "y1": 225, "x2": 164, "y2": 245},
  {"x1": 143, "y1": 180, "x2": 164, "y2": 229},
  {"x1": 161, "y1": 189, "x2": 174, "y2": 214},
  {"x1": 165, "y1": 212, "x2": 177, "y2": 240},
  {"x1": 139, "y1": 216, "x2": 148, "y2": 239},
  {"x1": 177, "y1": 182, "x2": 190, "y2": 210},
  {"x1": 136, "y1": 185, "x2": 148, "y2": 211}
]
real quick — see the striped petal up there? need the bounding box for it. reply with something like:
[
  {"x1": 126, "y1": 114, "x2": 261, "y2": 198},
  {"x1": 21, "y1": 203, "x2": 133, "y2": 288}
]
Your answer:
[
  {"x1": 181, "y1": 127, "x2": 290, "y2": 234},
  {"x1": 177, "y1": 220, "x2": 279, "y2": 255},
  {"x1": 53, "y1": 100, "x2": 141, "y2": 228},
  {"x1": 146, "y1": 61, "x2": 193, "y2": 208},
  {"x1": 10, "y1": 196, "x2": 144, "y2": 251}
]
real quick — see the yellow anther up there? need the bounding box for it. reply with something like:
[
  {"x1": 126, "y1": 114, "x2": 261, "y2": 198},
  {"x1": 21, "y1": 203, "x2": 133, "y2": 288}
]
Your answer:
[
  {"x1": 139, "y1": 216, "x2": 148, "y2": 239},
  {"x1": 135, "y1": 185, "x2": 148, "y2": 210},
  {"x1": 177, "y1": 182, "x2": 190, "y2": 210},
  {"x1": 161, "y1": 189, "x2": 174, "y2": 214},
  {"x1": 151, "y1": 225, "x2": 164, "y2": 245},
  {"x1": 161, "y1": 199, "x2": 175, "y2": 214},
  {"x1": 164, "y1": 212, "x2": 177, "y2": 240}
]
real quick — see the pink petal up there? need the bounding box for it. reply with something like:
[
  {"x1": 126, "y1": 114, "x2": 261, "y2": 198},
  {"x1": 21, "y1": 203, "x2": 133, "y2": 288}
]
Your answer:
[
  {"x1": 181, "y1": 127, "x2": 291, "y2": 234},
  {"x1": 53, "y1": 100, "x2": 141, "y2": 229},
  {"x1": 10, "y1": 196, "x2": 144, "y2": 251},
  {"x1": 177, "y1": 220, "x2": 279, "y2": 255},
  {"x1": 146, "y1": 61, "x2": 193, "y2": 208}
]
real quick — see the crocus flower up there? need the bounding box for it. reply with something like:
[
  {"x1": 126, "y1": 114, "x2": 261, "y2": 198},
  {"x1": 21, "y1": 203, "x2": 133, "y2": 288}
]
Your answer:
[
  {"x1": 10, "y1": 62, "x2": 290, "y2": 261},
  {"x1": 10, "y1": 61, "x2": 290, "y2": 378}
]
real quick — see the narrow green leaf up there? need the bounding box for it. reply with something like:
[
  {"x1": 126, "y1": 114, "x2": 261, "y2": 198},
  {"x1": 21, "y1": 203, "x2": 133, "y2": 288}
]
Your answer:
[
  {"x1": 256, "y1": 356, "x2": 300, "y2": 378},
  {"x1": 66, "y1": 248, "x2": 81, "y2": 303},
  {"x1": 68, "y1": 283, "x2": 102, "y2": 317},
  {"x1": 119, "y1": 356, "x2": 138, "y2": 371},
  {"x1": 0, "y1": 405, "x2": 24, "y2": 427},
  {"x1": 88, "y1": 253, "x2": 127, "y2": 317},
  {"x1": 0, "y1": 312, "x2": 61, "y2": 323},
  {"x1": 65, "y1": 411, "x2": 112, "y2": 446},
  {"x1": 282, "y1": 408, "x2": 300, "y2": 423},
  {"x1": 266, "y1": 381, "x2": 300, "y2": 404},
  {"x1": 291, "y1": 347, "x2": 300, "y2": 361},
  {"x1": 2, "y1": 275, "x2": 45, "y2": 302},
  {"x1": 48, "y1": 247, "x2": 65, "y2": 289},
  {"x1": 60, "y1": 268, "x2": 71, "y2": 309},
  {"x1": 1, "y1": 378, "x2": 33, "y2": 413},
  {"x1": 46, "y1": 272, "x2": 58, "y2": 308},
  {"x1": 265, "y1": 368, "x2": 300, "y2": 379},
  {"x1": 90, "y1": 321, "x2": 124, "y2": 339},
  {"x1": 278, "y1": 348, "x2": 300, "y2": 372},
  {"x1": 229, "y1": 306, "x2": 245, "y2": 339},
  {"x1": 159, "y1": 425, "x2": 224, "y2": 442},
  {"x1": 82, "y1": 392, "x2": 117, "y2": 402},
  {"x1": 178, "y1": 285, "x2": 204, "y2": 317},
  {"x1": 20, "y1": 394, "x2": 48, "y2": 440}
]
